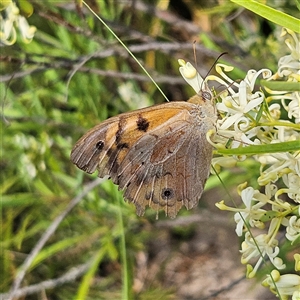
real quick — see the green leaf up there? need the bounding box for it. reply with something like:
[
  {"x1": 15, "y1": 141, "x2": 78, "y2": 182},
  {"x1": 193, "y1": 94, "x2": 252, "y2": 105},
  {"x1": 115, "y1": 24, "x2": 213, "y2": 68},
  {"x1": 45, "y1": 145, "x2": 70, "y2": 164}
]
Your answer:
[
  {"x1": 218, "y1": 140, "x2": 300, "y2": 156},
  {"x1": 231, "y1": 0, "x2": 300, "y2": 33},
  {"x1": 31, "y1": 235, "x2": 91, "y2": 268},
  {"x1": 0, "y1": 178, "x2": 18, "y2": 194},
  {"x1": 260, "y1": 80, "x2": 300, "y2": 92},
  {"x1": 76, "y1": 246, "x2": 107, "y2": 299},
  {"x1": 1, "y1": 193, "x2": 43, "y2": 207}
]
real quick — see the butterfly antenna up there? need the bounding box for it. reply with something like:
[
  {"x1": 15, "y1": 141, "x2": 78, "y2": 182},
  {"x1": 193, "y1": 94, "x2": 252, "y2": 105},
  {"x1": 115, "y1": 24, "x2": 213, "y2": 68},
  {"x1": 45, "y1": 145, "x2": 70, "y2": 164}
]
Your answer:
[
  {"x1": 193, "y1": 43, "x2": 227, "y2": 91},
  {"x1": 196, "y1": 51, "x2": 227, "y2": 94},
  {"x1": 193, "y1": 40, "x2": 198, "y2": 71},
  {"x1": 203, "y1": 52, "x2": 228, "y2": 80}
]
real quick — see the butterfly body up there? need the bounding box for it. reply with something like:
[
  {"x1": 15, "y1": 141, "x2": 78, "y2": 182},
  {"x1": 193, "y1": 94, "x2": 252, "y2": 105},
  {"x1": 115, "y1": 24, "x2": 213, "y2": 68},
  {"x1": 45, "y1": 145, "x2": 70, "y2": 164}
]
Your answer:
[{"x1": 71, "y1": 91, "x2": 217, "y2": 218}]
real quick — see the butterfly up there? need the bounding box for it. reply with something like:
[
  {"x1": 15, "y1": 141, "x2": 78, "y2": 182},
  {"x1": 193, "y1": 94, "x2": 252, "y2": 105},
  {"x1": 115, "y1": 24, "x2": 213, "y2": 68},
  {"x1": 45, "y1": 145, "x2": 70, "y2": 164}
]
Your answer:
[{"x1": 70, "y1": 78, "x2": 217, "y2": 219}]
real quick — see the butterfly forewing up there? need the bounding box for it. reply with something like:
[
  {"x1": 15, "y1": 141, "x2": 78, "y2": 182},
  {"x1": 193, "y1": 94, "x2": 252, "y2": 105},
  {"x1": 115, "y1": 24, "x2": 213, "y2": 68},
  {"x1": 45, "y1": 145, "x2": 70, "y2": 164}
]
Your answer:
[{"x1": 71, "y1": 103, "x2": 184, "y2": 174}]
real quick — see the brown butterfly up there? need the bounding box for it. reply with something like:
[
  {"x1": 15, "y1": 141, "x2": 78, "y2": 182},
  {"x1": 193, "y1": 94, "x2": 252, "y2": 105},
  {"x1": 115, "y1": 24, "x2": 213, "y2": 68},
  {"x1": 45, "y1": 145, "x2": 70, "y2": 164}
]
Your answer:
[{"x1": 70, "y1": 79, "x2": 217, "y2": 218}]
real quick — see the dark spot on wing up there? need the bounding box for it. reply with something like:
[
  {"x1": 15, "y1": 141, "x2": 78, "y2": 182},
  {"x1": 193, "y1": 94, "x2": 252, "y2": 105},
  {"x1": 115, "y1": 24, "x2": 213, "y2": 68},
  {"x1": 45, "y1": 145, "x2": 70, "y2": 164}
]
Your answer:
[
  {"x1": 95, "y1": 140, "x2": 104, "y2": 150},
  {"x1": 115, "y1": 129, "x2": 121, "y2": 144},
  {"x1": 115, "y1": 117, "x2": 127, "y2": 144},
  {"x1": 145, "y1": 190, "x2": 152, "y2": 200},
  {"x1": 161, "y1": 188, "x2": 174, "y2": 200},
  {"x1": 126, "y1": 181, "x2": 131, "y2": 188},
  {"x1": 107, "y1": 143, "x2": 129, "y2": 177},
  {"x1": 136, "y1": 115, "x2": 150, "y2": 132},
  {"x1": 117, "y1": 143, "x2": 129, "y2": 149},
  {"x1": 106, "y1": 147, "x2": 113, "y2": 156},
  {"x1": 108, "y1": 155, "x2": 119, "y2": 174}
]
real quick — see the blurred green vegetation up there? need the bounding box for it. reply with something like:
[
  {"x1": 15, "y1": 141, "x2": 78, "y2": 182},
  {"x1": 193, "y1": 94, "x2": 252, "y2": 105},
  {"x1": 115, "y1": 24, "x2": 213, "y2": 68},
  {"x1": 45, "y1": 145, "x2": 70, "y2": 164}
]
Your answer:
[{"x1": 1, "y1": 0, "x2": 299, "y2": 299}]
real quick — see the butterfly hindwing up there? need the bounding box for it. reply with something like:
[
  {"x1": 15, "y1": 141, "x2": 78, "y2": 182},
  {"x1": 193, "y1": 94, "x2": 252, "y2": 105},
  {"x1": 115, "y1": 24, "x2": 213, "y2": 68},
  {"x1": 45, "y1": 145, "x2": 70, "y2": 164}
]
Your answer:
[{"x1": 115, "y1": 116, "x2": 191, "y2": 217}]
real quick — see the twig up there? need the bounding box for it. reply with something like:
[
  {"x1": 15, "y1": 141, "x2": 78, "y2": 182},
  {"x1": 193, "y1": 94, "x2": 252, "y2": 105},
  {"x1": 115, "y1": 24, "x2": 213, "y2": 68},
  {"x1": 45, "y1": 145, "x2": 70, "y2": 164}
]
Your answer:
[
  {"x1": 64, "y1": 52, "x2": 98, "y2": 102},
  {"x1": 0, "y1": 66, "x2": 184, "y2": 85},
  {"x1": 0, "y1": 67, "x2": 48, "y2": 82},
  {"x1": 0, "y1": 41, "x2": 241, "y2": 83},
  {"x1": 3, "y1": 231, "x2": 243, "y2": 300},
  {"x1": 69, "y1": 67, "x2": 185, "y2": 85},
  {"x1": 133, "y1": 0, "x2": 201, "y2": 35},
  {"x1": 0, "y1": 260, "x2": 93, "y2": 299},
  {"x1": 200, "y1": 275, "x2": 245, "y2": 300},
  {"x1": 7, "y1": 178, "x2": 103, "y2": 300},
  {"x1": 132, "y1": 0, "x2": 247, "y2": 57}
]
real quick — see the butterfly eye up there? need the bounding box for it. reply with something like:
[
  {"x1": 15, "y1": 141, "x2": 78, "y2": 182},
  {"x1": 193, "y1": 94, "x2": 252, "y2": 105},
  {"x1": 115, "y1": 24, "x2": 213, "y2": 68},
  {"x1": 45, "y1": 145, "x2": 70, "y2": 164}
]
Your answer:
[
  {"x1": 95, "y1": 141, "x2": 105, "y2": 150},
  {"x1": 202, "y1": 91, "x2": 212, "y2": 101},
  {"x1": 161, "y1": 188, "x2": 174, "y2": 200}
]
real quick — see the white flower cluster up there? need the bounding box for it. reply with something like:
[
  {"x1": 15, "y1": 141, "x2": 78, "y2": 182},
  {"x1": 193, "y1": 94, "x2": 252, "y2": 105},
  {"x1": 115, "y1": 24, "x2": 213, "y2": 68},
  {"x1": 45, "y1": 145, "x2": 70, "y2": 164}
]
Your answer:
[
  {"x1": 179, "y1": 28, "x2": 300, "y2": 299},
  {"x1": 0, "y1": 0, "x2": 36, "y2": 45}
]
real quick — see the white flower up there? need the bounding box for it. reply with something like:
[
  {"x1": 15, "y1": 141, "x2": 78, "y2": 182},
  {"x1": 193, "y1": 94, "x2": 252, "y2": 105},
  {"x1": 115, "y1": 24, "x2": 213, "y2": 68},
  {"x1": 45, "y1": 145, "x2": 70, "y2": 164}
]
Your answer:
[
  {"x1": 17, "y1": 15, "x2": 36, "y2": 43},
  {"x1": 286, "y1": 215, "x2": 300, "y2": 243},
  {"x1": 282, "y1": 92, "x2": 300, "y2": 123},
  {"x1": 0, "y1": 1, "x2": 36, "y2": 45},
  {"x1": 178, "y1": 59, "x2": 205, "y2": 93},
  {"x1": 267, "y1": 29, "x2": 300, "y2": 126},
  {"x1": 234, "y1": 187, "x2": 267, "y2": 236},
  {"x1": 210, "y1": 65, "x2": 274, "y2": 149},
  {"x1": 211, "y1": 156, "x2": 237, "y2": 173},
  {"x1": 240, "y1": 231, "x2": 285, "y2": 277},
  {"x1": 268, "y1": 103, "x2": 281, "y2": 120},
  {"x1": 293, "y1": 290, "x2": 300, "y2": 300},
  {"x1": 258, "y1": 152, "x2": 300, "y2": 186},
  {"x1": 216, "y1": 78, "x2": 265, "y2": 131},
  {"x1": 0, "y1": 1, "x2": 18, "y2": 45},
  {"x1": 277, "y1": 28, "x2": 300, "y2": 78},
  {"x1": 262, "y1": 270, "x2": 300, "y2": 298},
  {"x1": 281, "y1": 172, "x2": 300, "y2": 203}
]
